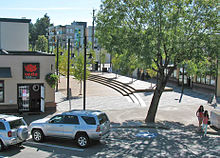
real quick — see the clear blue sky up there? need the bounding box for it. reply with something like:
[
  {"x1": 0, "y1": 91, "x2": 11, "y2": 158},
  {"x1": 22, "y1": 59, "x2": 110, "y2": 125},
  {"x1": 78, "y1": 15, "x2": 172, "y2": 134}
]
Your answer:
[{"x1": 0, "y1": 0, "x2": 102, "y2": 26}]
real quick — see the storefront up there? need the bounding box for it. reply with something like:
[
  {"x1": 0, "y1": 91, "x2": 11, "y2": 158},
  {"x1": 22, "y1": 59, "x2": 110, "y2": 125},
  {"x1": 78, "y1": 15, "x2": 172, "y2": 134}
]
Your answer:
[{"x1": 0, "y1": 50, "x2": 55, "y2": 113}]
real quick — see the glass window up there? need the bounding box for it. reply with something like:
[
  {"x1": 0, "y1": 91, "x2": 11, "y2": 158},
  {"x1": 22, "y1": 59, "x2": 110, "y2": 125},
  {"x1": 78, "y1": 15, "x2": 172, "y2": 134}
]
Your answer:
[
  {"x1": 9, "y1": 119, "x2": 25, "y2": 129},
  {"x1": 81, "y1": 116, "x2": 96, "y2": 125},
  {"x1": 0, "y1": 81, "x2": 4, "y2": 103},
  {"x1": 49, "y1": 115, "x2": 64, "y2": 124},
  {"x1": 0, "y1": 122, "x2": 6, "y2": 130},
  {"x1": 98, "y1": 114, "x2": 109, "y2": 125},
  {"x1": 63, "y1": 115, "x2": 79, "y2": 124}
]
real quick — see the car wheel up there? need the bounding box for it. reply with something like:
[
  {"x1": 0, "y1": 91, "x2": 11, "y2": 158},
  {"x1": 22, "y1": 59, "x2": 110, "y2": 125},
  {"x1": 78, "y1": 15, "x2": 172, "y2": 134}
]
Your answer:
[
  {"x1": 76, "y1": 133, "x2": 90, "y2": 148},
  {"x1": 32, "y1": 129, "x2": 44, "y2": 142},
  {"x1": 0, "y1": 140, "x2": 4, "y2": 152}
]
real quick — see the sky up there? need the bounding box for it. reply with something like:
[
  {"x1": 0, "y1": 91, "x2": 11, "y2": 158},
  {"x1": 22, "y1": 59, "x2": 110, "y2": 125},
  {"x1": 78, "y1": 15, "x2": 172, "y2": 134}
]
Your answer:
[{"x1": 0, "y1": 0, "x2": 102, "y2": 26}]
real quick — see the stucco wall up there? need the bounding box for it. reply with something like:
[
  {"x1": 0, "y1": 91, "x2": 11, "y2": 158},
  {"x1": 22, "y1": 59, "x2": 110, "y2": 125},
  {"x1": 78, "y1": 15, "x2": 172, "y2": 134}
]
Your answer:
[
  {"x1": 0, "y1": 22, "x2": 29, "y2": 51},
  {"x1": 0, "y1": 55, "x2": 55, "y2": 106}
]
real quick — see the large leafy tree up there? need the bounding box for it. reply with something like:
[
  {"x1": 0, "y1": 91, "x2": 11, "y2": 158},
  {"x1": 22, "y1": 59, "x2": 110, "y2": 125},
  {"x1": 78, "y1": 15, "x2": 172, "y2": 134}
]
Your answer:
[
  {"x1": 29, "y1": 14, "x2": 52, "y2": 50},
  {"x1": 96, "y1": 0, "x2": 218, "y2": 123}
]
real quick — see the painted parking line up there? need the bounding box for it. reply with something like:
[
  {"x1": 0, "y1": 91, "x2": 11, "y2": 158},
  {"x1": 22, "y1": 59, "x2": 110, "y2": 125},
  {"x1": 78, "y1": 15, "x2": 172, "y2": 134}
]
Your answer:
[{"x1": 23, "y1": 141, "x2": 84, "y2": 152}]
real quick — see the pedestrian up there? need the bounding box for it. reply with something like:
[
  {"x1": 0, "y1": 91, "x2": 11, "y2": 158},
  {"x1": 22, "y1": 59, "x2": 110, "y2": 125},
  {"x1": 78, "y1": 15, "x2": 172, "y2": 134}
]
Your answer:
[
  {"x1": 202, "y1": 110, "x2": 209, "y2": 136},
  {"x1": 196, "y1": 105, "x2": 204, "y2": 129}
]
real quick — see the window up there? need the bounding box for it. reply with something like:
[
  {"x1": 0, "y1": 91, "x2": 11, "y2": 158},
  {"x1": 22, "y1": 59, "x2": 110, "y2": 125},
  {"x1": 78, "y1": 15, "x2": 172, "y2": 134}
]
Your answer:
[
  {"x1": 9, "y1": 119, "x2": 25, "y2": 129},
  {"x1": 81, "y1": 116, "x2": 96, "y2": 125},
  {"x1": 63, "y1": 115, "x2": 79, "y2": 124},
  {"x1": 49, "y1": 115, "x2": 64, "y2": 124},
  {"x1": 0, "y1": 81, "x2": 4, "y2": 102},
  {"x1": 98, "y1": 114, "x2": 109, "y2": 125},
  {"x1": 0, "y1": 122, "x2": 5, "y2": 130}
]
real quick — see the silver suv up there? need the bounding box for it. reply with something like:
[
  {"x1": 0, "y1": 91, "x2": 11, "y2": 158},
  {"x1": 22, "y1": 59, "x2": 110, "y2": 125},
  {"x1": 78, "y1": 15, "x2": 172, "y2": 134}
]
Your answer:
[
  {"x1": 29, "y1": 110, "x2": 110, "y2": 148},
  {"x1": 0, "y1": 114, "x2": 29, "y2": 151}
]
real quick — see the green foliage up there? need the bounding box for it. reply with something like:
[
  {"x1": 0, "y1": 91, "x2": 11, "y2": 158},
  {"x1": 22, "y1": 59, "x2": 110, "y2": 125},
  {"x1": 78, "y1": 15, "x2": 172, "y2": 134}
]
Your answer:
[
  {"x1": 45, "y1": 73, "x2": 58, "y2": 88},
  {"x1": 96, "y1": 0, "x2": 218, "y2": 122},
  {"x1": 72, "y1": 51, "x2": 90, "y2": 82},
  {"x1": 29, "y1": 14, "x2": 52, "y2": 50},
  {"x1": 36, "y1": 35, "x2": 48, "y2": 52}
]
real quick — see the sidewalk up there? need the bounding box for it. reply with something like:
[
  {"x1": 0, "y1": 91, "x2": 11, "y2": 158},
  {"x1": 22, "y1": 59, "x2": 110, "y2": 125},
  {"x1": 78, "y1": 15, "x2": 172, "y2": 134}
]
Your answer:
[{"x1": 55, "y1": 72, "x2": 219, "y2": 136}]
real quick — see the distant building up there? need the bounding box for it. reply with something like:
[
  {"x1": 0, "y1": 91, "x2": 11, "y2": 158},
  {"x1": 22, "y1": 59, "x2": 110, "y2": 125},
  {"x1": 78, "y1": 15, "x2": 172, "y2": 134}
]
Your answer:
[{"x1": 48, "y1": 21, "x2": 87, "y2": 51}]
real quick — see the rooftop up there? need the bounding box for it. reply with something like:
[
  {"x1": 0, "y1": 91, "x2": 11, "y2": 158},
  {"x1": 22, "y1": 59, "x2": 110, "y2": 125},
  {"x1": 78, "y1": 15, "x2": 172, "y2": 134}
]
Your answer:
[
  {"x1": 0, "y1": 49, "x2": 55, "y2": 56},
  {"x1": 0, "y1": 18, "x2": 31, "y2": 23}
]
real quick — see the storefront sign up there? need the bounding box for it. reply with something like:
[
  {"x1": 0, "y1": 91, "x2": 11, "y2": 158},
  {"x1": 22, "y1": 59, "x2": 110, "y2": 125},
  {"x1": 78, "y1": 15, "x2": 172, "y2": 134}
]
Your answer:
[{"x1": 23, "y1": 63, "x2": 40, "y2": 79}]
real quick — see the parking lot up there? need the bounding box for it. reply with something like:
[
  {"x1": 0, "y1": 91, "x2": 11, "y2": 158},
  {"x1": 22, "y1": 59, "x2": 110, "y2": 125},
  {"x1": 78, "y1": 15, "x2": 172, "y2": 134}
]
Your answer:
[{"x1": 0, "y1": 126, "x2": 219, "y2": 158}]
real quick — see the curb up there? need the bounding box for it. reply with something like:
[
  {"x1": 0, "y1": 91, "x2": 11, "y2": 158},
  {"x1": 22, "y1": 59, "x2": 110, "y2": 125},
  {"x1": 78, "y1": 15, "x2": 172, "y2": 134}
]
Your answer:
[{"x1": 111, "y1": 124, "x2": 170, "y2": 130}]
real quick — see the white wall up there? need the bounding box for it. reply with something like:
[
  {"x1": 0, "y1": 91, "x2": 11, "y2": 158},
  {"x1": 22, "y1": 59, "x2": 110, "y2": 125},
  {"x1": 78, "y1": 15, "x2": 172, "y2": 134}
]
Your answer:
[{"x1": 0, "y1": 22, "x2": 29, "y2": 51}]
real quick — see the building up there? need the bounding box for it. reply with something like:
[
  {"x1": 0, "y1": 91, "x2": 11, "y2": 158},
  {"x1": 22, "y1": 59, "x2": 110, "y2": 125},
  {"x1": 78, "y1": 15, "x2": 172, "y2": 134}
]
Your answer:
[
  {"x1": 48, "y1": 21, "x2": 86, "y2": 51},
  {"x1": 0, "y1": 18, "x2": 30, "y2": 51},
  {"x1": 0, "y1": 18, "x2": 56, "y2": 113}
]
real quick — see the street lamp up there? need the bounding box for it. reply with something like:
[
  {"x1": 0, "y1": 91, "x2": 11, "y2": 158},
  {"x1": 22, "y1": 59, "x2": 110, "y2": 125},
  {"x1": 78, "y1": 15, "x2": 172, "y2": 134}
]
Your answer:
[{"x1": 83, "y1": 26, "x2": 92, "y2": 110}]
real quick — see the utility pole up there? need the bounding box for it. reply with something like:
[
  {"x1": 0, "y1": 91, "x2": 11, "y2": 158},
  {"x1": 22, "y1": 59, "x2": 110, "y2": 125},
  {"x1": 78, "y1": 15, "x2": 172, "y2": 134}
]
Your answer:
[
  {"x1": 67, "y1": 39, "x2": 70, "y2": 100},
  {"x1": 92, "y1": 9, "x2": 95, "y2": 50},
  {"x1": 83, "y1": 25, "x2": 87, "y2": 110},
  {"x1": 56, "y1": 38, "x2": 59, "y2": 92}
]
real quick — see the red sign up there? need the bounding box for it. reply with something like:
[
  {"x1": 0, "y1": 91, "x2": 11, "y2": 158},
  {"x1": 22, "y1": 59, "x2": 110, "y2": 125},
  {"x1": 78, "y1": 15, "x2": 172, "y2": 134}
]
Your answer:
[{"x1": 23, "y1": 63, "x2": 40, "y2": 79}]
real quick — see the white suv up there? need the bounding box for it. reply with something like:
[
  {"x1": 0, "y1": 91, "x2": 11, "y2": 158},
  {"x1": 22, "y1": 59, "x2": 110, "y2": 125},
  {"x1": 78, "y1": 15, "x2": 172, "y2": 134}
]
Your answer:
[
  {"x1": 29, "y1": 110, "x2": 111, "y2": 148},
  {"x1": 0, "y1": 114, "x2": 29, "y2": 151}
]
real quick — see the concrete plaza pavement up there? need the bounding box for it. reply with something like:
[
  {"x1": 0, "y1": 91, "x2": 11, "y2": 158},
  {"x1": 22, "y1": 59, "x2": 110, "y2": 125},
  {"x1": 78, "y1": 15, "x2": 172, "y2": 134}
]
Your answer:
[{"x1": 56, "y1": 72, "x2": 219, "y2": 134}]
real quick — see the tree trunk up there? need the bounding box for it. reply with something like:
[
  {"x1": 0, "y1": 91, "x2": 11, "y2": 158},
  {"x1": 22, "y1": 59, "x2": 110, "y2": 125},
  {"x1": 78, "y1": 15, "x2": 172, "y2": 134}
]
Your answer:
[
  {"x1": 145, "y1": 66, "x2": 175, "y2": 123},
  {"x1": 145, "y1": 80, "x2": 166, "y2": 123}
]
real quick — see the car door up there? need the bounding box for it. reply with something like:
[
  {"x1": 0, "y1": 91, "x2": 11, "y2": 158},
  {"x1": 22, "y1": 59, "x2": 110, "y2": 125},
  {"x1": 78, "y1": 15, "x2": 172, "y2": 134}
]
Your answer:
[
  {"x1": 45, "y1": 115, "x2": 64, "y2": 137},
  {"x1": 63, "y1": 115, "x2": 80, "y2": 138}
]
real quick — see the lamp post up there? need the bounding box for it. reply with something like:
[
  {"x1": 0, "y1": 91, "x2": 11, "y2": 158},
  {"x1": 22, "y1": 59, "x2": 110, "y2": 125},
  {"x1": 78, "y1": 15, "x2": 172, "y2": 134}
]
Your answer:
[
  {"x1": 56, "y1": 38, "x2": 59, "y2": 92},
  {"x1": 67, "y1": 39, "x2": 70, "y2": 100},
  {"x1": 83, "y1": 27, "x2": 87, "y2": 110}
]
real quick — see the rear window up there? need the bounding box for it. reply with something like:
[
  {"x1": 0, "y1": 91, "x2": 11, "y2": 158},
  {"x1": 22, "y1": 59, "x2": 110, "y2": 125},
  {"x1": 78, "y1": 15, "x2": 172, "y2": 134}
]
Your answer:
[
  {"x1": 81, "y1": 116, "x2": 96, "y2": 125},
  {"x1": 9, "y1": 119, "x2": 25, "y2": 129},
  {"x1": 98, "y1": 113, "x2": 109, "y2": 124}
]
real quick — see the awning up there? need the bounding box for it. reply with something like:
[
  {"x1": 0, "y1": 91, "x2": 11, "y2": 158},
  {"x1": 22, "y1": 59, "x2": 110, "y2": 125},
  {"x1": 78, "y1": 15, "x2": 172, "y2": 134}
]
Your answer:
[{"x1": 0, "y1": 67, "x2": 12, "y2": 78}]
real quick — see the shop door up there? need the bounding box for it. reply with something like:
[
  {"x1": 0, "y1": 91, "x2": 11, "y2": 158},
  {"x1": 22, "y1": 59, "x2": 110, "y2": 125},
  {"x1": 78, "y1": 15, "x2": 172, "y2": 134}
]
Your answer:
[
  {"x1": 41, "y1": 85, "x2": 45, "y2": 112},
  {"x1": 18, "y1": 85, "x2": 30, "y2": 112},
  {"x1": 30, "y1": 84, "x2": 41, "y2": 112}
]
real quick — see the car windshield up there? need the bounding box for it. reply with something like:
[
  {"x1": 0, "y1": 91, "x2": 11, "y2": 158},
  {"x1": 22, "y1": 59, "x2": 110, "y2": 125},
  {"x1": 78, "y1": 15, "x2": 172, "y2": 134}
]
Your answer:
[
  {"x1": 98, "y1": 113, "x2": 109, "y2": 125},
  {"x1": 9, "y1": 119, "x2": 25, "y2": 129}
]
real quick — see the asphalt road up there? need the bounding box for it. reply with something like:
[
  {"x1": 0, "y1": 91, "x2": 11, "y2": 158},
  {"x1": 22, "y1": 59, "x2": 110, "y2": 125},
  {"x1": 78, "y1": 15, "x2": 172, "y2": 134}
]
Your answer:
[{"x1": 0, "y1": 127, "x2": 219, "y2": 158}]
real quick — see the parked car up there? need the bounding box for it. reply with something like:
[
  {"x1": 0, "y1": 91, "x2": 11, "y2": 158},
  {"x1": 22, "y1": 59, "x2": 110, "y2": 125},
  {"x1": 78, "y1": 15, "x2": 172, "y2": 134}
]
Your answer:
[
  {"x1": 0, "y1": 114, "x2": 29, "y2": 151},
  {"x1": 29, "y1": 110, "x2": 110, "y2": 148}
]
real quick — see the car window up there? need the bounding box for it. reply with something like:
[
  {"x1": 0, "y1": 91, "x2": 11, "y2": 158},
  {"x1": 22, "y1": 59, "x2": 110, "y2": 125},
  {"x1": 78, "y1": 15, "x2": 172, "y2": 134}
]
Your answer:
[
  {"x1": 49, "y1": 115, "x2": 64, "y2": 124},
  {"x1": 0, "y1": 122, "x2": 5, "y2": 130},
  {"x1": 63, "y1": 115, "x2": 79, "y2": 125},
  {"x1": 98, "y1": 113, "x2": 109, "y2": 125},
  {"x1": 81, "y1": 116, "x2": 96, "y2": 125},
  {"x1": 9, "y1": 119, "x2": 25, "y2": 129}
]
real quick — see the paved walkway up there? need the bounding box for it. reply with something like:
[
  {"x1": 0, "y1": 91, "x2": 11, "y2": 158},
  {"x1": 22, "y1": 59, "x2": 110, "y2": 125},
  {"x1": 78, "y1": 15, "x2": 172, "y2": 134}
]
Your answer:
[{"x1": 55, "y1": 72, "x2": 219, "y2": 135}]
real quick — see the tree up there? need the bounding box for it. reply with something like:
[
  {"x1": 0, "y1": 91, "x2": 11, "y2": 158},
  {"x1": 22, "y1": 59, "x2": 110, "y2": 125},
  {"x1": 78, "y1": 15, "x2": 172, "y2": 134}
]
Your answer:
[
  {"x1": 96, "y1": 0, "x2": 218, "y2": 123},
  {"x1": 72, "y1": 51, "x2": 91, "y2": 95},
  {"x1": 36, "y1": 35, "x2": 48, "y2": 52},
  {"x1": 29, "y1": 14, "x2": 52, "y2": 50}
]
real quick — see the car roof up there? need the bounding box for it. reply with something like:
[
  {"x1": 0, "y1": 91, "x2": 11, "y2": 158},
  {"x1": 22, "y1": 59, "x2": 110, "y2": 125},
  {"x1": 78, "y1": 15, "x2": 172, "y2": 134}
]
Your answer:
[
  {"x1": 0, "y1": 114, "x2": 23, "y2": 122},
  {"x1": 62, "y1": 109, "x2": 104, "y2": 117}
]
